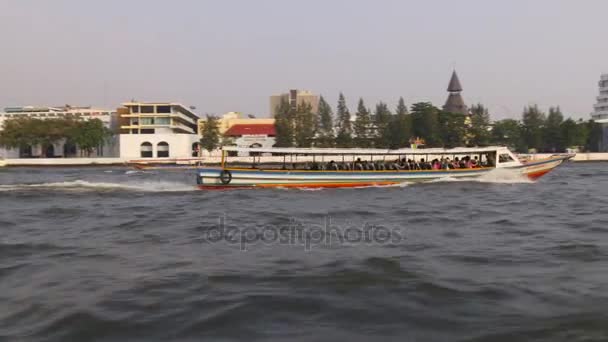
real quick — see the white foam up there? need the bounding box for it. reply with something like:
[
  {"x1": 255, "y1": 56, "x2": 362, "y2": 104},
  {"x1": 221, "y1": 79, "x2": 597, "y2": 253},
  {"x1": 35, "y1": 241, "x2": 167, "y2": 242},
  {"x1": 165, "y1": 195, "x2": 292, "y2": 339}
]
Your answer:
[
  {"x1": 426, "y1": 168, "x2": 533, "y2": 184},
  {"x1": 0, "y1": 180, "x2": 197, "y2": 192}
]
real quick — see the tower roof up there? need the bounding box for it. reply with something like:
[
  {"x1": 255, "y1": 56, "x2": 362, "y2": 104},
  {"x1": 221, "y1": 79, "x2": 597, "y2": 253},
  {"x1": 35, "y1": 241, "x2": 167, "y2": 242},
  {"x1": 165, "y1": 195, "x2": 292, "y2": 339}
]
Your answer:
[
  {"x1": 443, "y1": 93, "x2": 467, "y2": 114},
  {"x1": 447, "y1": 70, "x2": 463, "y2": 92}
]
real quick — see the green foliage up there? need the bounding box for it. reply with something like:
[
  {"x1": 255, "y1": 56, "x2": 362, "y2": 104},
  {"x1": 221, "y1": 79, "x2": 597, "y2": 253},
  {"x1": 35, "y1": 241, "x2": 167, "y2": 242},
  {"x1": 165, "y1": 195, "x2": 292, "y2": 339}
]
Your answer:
[
  {"x1": 411, "y1": 102, "x2": 441, "y2": 146},
  {"x1": 469, "y1": 104, "x2": 491, "y2": 146},
  {"x1": 543, "y1": 106, "x2": 564, "y2": 152},
  {"x1": 334, "y1": 93, "x2": 352, "y2": 147},
  {"x1": 0, "y1": 117, "x2": 111, "y2": 156},
  {"x1": 373, "y1": 102, "x2": 392, "y2": 148},
  {"x1": 294, "y1": 102, "x2": 317, "y2": 147},
  {"x1": 438, "y1": 111, "x2": 467, "y2": 148},
  {"x1": 273, "y1": 98, "x2": 295, "y2": 147},
  {"x1": 560, "y1": 118, "x2": 588, "y2": 149},
  {"x1": 353, "y1": 98, "x2": 372, "y2": 148},
  {"x1": 68, "y1": 119, "x2": 112, "y2": 156},
  {"x1": 316, "y1": 96, "x2": 335, "y2": 147},
  {"x1": 199, "y1": 115, "x2": 221, "y2": 152},
  {"x1": 491, "y1": 119, "x2": 525, "y2": 152},
  {"x1": 586, "y1": 120, "x2": 604, "y2": 152},
  {"x1": 521, "y1": 105, "x2": 546, "y2": 152},
  {"x1": 387, "y1": 97, "x2": 412, "y2": 149}
]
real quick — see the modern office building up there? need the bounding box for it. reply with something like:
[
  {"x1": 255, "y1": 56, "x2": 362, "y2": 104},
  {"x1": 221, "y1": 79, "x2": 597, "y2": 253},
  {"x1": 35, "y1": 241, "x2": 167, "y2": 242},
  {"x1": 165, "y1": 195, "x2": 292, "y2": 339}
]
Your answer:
[
  {"x1": 0, "y1": 105, "x2": 119, "y2": 158},
  {"x1": 270, "y1": 89, "x2": 319, "y2": 117},
  {"x1": 443, "y1": 70, "x2": 468, "y2": 115},
  {"x1": 592, "y1": 74, "x2": 608, "y2": 151},
  {"x1": 117, "y1": 102, "x2": 201, "y2": 159}
]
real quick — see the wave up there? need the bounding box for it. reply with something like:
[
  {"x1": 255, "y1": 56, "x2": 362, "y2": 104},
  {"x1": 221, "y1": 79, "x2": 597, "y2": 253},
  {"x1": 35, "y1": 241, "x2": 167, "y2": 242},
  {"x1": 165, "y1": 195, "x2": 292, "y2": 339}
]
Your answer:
[
  {"x1": 426, "y1": 168, "x2": 533, "y2": 184},
  {"x1": 0, "y1": 180, "x2": 196, "y2": 192}
]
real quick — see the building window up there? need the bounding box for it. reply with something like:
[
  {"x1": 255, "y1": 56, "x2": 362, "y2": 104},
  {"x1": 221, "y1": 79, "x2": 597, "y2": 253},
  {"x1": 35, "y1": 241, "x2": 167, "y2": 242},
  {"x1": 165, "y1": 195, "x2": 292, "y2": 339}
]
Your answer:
[
  {"x1": 157, "y1": 105, "x2": 171, "y2": 113},
  {"x1": 157, "y1": 142, "x2": 169, "y2": 158},
  {"x1": 155, "y1": 117, "x2": 170, "y2": 125},
  {"x1": 140, "y1": 129, "x2": 155, "y2": 134},
  {"x1": 140, "y1": 118, "x2": 154, "y2": 125},
  {"x1": 141, "y1": 106, "x2": 154, "y2": 113},
  {"x1": 140, "y1": 142, "x2": 153, "y2": 158},
  {"x1": 131, "y1": 106, "x2": 139, "y2": 113}
]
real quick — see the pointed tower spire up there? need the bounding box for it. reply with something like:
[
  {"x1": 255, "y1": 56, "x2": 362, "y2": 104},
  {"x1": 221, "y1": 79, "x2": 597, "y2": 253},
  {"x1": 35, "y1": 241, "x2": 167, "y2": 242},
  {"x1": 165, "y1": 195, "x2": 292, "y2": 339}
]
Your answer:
[
  {"x1": 447, "y1": 70, "x2": 463, "y2": 92},
  {"x1": 443, "y1": 70, "x2": 467, "y2": 114}
]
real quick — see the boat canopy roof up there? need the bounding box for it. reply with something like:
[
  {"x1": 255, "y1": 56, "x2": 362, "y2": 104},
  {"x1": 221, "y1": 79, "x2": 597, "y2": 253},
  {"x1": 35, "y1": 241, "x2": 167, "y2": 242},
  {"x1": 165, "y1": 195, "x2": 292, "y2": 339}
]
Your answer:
[{"x1": 222, "y1": 146, "x2": 509, "y2": 155}]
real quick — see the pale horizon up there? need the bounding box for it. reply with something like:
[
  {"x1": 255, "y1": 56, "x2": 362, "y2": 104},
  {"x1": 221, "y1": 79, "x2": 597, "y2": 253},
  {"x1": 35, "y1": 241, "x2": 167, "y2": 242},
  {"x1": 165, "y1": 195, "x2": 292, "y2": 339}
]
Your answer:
[{"x1": 1, "y1": 0, "x2": 606, "y2": 120}]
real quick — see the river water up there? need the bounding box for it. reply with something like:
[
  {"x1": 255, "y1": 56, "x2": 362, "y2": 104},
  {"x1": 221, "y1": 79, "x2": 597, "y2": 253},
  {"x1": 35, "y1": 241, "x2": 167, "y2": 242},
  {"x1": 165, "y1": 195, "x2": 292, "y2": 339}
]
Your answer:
[{"x1": 0, "y1": 163, "x2": 607, "y2": 341}]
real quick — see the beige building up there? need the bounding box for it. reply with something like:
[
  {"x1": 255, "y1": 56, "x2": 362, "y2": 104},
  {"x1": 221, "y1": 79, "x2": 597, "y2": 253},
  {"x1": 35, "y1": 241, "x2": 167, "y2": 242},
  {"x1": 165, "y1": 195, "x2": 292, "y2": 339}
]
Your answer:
[
  {"x1": 117, "y1": 102, "x2": 201, "y2": 159},
  {"x1": 198, "y1": 112, "x2": 275, "y2": 135},
  {"x1": 270, "y1": 89, "x2": 319, "y2": 117}
]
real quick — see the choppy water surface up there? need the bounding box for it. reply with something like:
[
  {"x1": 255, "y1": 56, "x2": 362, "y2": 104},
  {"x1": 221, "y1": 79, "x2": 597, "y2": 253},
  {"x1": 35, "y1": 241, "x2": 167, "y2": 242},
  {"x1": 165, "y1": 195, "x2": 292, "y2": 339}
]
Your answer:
[{"x1": 1, "y1": 163, "x2": 607, "y2": 341}]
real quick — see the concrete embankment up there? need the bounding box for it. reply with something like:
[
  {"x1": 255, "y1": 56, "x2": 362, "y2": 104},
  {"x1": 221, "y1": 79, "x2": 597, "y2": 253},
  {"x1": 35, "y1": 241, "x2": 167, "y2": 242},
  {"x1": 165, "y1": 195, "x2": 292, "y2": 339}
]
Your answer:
[
  {"x1": 3, "y1": 158, "x2": 126, "y2": 167},
  {"x1": 521, "y1": 153, "x2": 608, "y2": 162}
]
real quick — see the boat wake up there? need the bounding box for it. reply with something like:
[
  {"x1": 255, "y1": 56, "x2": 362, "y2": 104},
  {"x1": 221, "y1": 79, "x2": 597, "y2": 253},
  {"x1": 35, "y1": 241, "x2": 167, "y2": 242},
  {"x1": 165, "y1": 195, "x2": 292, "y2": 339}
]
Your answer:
[
  {"x1": 0, "y1": 180, "x2": 197, "y2": 192},
  {"x1": 427, "y1": 168, "x2": 533, "y2": 184}
]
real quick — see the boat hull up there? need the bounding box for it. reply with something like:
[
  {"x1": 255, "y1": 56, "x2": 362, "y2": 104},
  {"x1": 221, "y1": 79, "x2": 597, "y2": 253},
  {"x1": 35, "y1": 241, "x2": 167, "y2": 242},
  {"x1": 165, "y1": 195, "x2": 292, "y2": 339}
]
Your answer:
[{"x1": 196, "y1": 155, "x2": 571, "y2": 190}]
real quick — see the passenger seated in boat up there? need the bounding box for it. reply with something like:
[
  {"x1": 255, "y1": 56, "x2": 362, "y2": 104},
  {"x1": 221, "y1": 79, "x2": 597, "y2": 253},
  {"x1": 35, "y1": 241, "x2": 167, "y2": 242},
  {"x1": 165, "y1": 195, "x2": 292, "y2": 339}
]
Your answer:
[
  {"x1": 432, "y1": 159, "x2": 440, "y2": 170},
  {"x1": 354, "y1": 158, "x2": 364, "y2": 170},
  {"x1": 327, "y1": 160, "x2": 339, "y2": 171},
  {"x1": 459, "y1": 158, "x2": 466, "y2": 168},
  {"x1": 392, "y1": 158, "x2": 402, "y2": 170}
]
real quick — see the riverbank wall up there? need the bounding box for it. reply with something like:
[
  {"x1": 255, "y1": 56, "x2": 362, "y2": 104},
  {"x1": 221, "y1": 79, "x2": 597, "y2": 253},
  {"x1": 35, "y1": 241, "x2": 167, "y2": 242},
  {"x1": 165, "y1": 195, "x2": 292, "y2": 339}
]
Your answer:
[{"x1": 521, "y1": 153, "x2": 608, "y2": 162}]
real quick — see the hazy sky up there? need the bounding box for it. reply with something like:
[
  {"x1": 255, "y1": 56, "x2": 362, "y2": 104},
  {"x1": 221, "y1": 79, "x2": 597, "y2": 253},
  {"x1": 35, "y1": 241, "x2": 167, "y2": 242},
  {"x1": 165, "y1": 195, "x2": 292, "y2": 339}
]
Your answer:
[{"x1": 0, "y1": 0, "x2": 606, "y2": 120}]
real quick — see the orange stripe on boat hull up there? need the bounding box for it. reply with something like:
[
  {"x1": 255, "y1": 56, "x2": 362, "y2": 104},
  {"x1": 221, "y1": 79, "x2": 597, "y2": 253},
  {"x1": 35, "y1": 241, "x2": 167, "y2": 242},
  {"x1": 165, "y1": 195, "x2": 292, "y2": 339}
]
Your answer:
[{"x1": 525, "y1": 169, "x2": 552, "y2": 180}]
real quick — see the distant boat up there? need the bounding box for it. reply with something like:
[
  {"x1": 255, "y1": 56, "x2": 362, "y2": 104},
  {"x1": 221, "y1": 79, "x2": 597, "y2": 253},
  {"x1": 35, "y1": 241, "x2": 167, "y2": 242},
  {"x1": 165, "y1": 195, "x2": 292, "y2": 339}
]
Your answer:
[{"x1": 196, "y1": 146, "x2": 573, "y2": 189}]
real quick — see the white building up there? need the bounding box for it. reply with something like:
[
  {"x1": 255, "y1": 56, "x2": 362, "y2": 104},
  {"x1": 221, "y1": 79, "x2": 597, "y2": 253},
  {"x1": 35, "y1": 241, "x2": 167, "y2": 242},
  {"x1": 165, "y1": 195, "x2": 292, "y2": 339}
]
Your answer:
[
  {"x1": 592, "y1": 74, "x2": 608, "y2": 151},
  {"x1": 0, "y1": 105, "x2": 119, "y2": 158},
  {"x1": 118, "y1": 102, "x2": 201, "y2": 159}
]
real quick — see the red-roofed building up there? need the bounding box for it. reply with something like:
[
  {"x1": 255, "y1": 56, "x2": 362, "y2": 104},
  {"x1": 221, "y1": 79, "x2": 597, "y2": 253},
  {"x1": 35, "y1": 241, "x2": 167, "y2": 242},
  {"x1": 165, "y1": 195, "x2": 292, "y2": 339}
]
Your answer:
[
  {"x1": 224, "y1": 124, "x2": 276, "y2": 137},
  {"x1": 223, "y1": 123, "x2": 276, "y2": 155}
]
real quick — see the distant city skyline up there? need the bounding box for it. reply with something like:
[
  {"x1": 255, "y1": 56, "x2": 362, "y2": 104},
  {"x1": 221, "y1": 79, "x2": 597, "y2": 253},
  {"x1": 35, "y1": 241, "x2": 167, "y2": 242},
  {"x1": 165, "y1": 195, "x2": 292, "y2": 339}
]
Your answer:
[{"x1": 1, "y1": 0, "x2": 606, "y2": 120}]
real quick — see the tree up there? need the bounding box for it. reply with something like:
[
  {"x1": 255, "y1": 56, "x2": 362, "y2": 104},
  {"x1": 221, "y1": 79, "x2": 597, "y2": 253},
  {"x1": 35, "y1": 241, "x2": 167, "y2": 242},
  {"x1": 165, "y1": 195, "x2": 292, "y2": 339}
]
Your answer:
[
  {"x1": 199, "y1": 115, "x2": 221, "y2": 152},
  {"x1": 469, "y1": 104, "x2": 491, "y2": 146},
  {"x1": 273, "y1": 98, "x2": 295, "y2": 147},
  {"x1": 294, "y1": 102, "x2": 317, "y2": 147},
  {"x1": 68, "y1": 119, "x2": 112, "y2": 157},
  {"x1": 586, "y1": 120, "x2": 603, "y2": 152},
  {"x1": 491, "y1": 119, "x2": 525, "y2": 152},
  {"x1": 411, "y1": 102, "x2": 441, "y2": 146},
  {"x1": 316, "y1": 96, "x2": 335, "y2": 147},
  {"x1": 0, "y1": 117, "x2": 111, "y2": 157},
  {"x1": 373, "y1": 101, "x2": 392, "y2": 148},
  {"x1": 438, "y1": 111, "x2": 467, "y2": 148},
  {"x1": 560, "y1": 118, "x2": 588, "y2": 150},
  {"x1": 521, "y1": 105, "x2": 546, "y2": 152},
  {"x1": 386, "y1": 97, "x2": 412, "y2": 149},
  {"x1": 334, "y1": 93, "x2": 352, "y2": 147},
  {"x1": 353, "y1": 98, "x2": 372, "y2": 148},
  {"x1": 543, "y1": 106, "x2": 564, "y2": 152}
]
